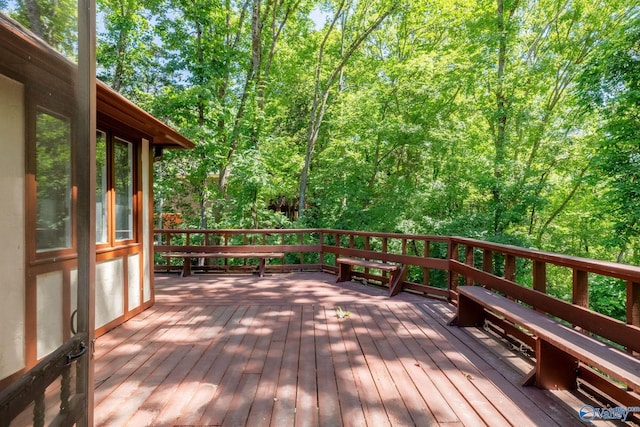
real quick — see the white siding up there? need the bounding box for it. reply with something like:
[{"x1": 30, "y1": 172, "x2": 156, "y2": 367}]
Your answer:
[
  {"x1": 0, "y1": 74, "x2": 26, "y2": 378},
  {"x1": 36, "y1": 271, "x2": 63, "y2": 359},
  {"x1": 95, "y1": 258, "x2": 124, "y2": 328},
  {"x1": 128, "y1": 254, "x2": 141, "y2": 310}
]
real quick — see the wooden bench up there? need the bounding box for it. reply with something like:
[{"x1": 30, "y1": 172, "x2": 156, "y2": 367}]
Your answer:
[
  {"x1": 163, "y1": 252, "x2": 284, "y2": 278},
  {"x1": 336, "y1": 257, "x2": 407, "y2": 297},
  {"x1": 455, "y1": 285, "x2": 640, "y2": 396}
]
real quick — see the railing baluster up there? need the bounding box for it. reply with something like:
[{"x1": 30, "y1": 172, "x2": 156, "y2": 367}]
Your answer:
[
  {"x1": 34, "y1": 391, "x2": 45, "y2": 427},
  {"x1": 447, "y1": 240, "x2": 459, "y2": 293},
  {"x1": 505, "y1": 254, "x2": 516, "y2": 282},
  {"x1": 533, "y1": 261, "x2": 547, "y2": 294},
  {"x1": 465, "y1": 245, "x2": 474, "y2": 285},
  {"x1": 482, "y1": 249, "x2": 493, "y2": 274},
  {"x1": 60, "y1": 364, "x2": 70, "y2": 415},
  {"x1": 423, "y1": 240, "x2": 430, "y2": 287},
  {"x1": 572, "y1": 269, "x2": 589, "y2": 309},
  {"x1": 627, "y1": 280, "x2": 640, "y2": 329}
]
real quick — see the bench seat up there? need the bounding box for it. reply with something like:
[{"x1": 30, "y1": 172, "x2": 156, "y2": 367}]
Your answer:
[
  {"x1": 456, "y1": 285, "x2": 640, "y2": 395},
  {"x1": 336, "y1": 257, "x2": 407, "y2": 297},
  {"x1": 163, "y1": 252, "x2": 284, "y2": 278}
]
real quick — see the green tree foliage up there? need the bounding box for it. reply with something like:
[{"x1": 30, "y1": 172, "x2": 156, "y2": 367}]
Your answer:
[
  {"x1": 9, "y1": 0, "x2": 78, "y2": 57},
  {"x1": 94, "y1": 0, "x2": 639, "y2": 276},
  {"x1": 578, "y1": 9, "x2": 640, "y2": 264}
]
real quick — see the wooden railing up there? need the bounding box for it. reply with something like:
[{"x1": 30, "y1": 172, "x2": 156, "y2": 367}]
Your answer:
[
  {"x1": 448, "y1": 236, "x2": 640, "y2": 329},
  {"x1": 154, "y1": 228, "x2": 640, "y2": 405},
  {"x1": 154, "y1": 228, "x2": 322, "y2": 274},
  {"x1": 154, "y1": 229, "x2": 640, "y2": 324},
  {"x1": 319, "y1": 229, "x2": 450, "y2": 299}
]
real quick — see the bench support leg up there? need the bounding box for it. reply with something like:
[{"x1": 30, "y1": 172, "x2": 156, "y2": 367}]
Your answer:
[
  {"x1": 257, "y1": 258, "x2": 266, "y2": 278},
  {"x1": 535, "y1": 339, "x2": 578, "y2": 390},
  {"x1": 181, "y1": 257, "x2": 192, "y2": 277},
  {"x1": 389, "y1": 265, "x2": 408, "y2": 297},
  {"x1": 455, "y1": 293, "x2": 486, "y2": 327},
  {"x1": 337, "y1": 263, "x2": 352, "y2": 283}
]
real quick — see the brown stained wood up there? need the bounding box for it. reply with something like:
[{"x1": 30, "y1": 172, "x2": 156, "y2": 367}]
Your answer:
[
  {"x1": 533, "y1": 260, "x2": 547, "y2": 294},
  {"x1": 451, "y1": 236, "x2": 640, "y2": 283},
  {"x1": 422, "y1": 303, "x2": 580, "y2": 427},
  {"x1": 335, "y1": 257, "x2": 399, "y2": 272},
  {"x1": 163, "y1": 252, "x2": 285, "y2": 277},
  {"x1": 340, "y1": 307, "x2": 394, "y2": 427},
  {"x1": 363, "y1": 305, "x2": 443, "y2": 425},
  {"x1": 198, "y1": 306, "x2": 267, "y2": 426},
  {"x1": 389, "y1": 265, "x2": 408, "y2": 297},
  {"x1": 465, "y1": 245, "x2": 475, "y2": 285},
  {"x1": 243, "y1": 306, "x2": 288, "y2": 427},
  {"x1": 482, "y1": 249, "x2": 493, "y2": 274},
  {"x1": 536, "y1": 339, "x2": 579, "y2": 390},
  {"x1": 402, "y1": 303, "x2": 513, "y2": 427},
  {"x1": 91, "y1": 272, "x2": 615, "y2": 427},
  {"x1": 456, "y1": 286, "x2": 640, "y2": 392},
  {"x1": 573, "y1": 269, "x2": 589, "y2": 309},
  {"x1": 628, "y1": 281, "x2": 640, "y2": 329},
  {"x1": 294, "y1": 305, "x2": 319, "y2": 427},
  {"x1": 270, "y1": 305, "x2": 303, "y2": 427},
  {"x1": 327, "y1": 308, "x2": 367, "y2": 427},
  {"x1": 313, "y1": 307, "x2": 342, "y2": 427},
  {"x1": 452, "y1": 261, "x2": 640, "y2": 354},
  {"x1": 388, "y1": 306, "x2": 480, "y2": 425}
]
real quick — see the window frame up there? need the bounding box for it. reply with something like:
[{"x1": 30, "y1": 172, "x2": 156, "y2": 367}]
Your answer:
[
  {"x1": 27, "y1": 92, "x2": 77, "y2": 263},
  {"x1": 95, "y1": 129, "x2": 139, "y2": 250}
]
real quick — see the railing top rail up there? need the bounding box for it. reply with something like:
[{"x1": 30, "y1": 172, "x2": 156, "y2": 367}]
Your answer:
[
  {"x1": 451, "y1": 236, "x2": 640, "y2": 281},
  {"x1": 155, "y1": 228, "x2": 320, "y2": 233},
  {"x1": 152, "y1": 229, "x2": 639, "y2": 280},
  {"x1": 318, "y1": 229, "x2": 450, "y2": 242}
]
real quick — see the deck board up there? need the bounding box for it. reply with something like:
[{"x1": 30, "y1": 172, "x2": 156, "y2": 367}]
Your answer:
[{"x1": 93, "y1": 271, "x2": 615, "y2": 426}]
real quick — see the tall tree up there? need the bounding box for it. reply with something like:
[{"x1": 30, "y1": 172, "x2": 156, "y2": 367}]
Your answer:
[
  {"x1": 297, "y1": 0, "x2": 398, "y2": 219},
  {"x1": 12, "y1": 0, "x2": 77, "y2": 57},
  {"x1": 578, "y1": 9, "x2": 640, "y2": 263}
]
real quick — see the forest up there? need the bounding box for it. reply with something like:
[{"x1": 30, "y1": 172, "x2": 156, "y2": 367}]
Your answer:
[{"x1": 4, "y1": 1, "x2": 640, "y2": 266}]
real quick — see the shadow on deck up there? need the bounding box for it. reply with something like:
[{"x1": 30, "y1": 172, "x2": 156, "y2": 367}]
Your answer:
[{"x1": 94, "y1": 272, "x2": 620, "y2": 426}]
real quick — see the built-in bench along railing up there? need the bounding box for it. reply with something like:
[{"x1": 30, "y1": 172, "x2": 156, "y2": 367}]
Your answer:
[
  {"x1": 154, "y1": 228, "x2": 639, "y2": 328},
  {"x1": 154, "y1": 228, "x2": 640, "y2": 409}
]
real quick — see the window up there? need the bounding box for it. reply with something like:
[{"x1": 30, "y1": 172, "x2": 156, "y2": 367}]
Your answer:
[
  {"x1": 95, "y1": 132, "x2": 137, "y2": 246},
  {"x1": 35, "y1": 110, "x2": 72, "y2": 252},
  {"x1": 114, "y1": 138, "x2": 133, "y2": 241},
  {"x1": 96, "y1": 130, "x2": 108, "y2": 243}
]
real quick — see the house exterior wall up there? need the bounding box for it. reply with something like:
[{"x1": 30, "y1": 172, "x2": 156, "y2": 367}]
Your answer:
[
  {"x1": 0, "y1": 74, "x2": 26, "y2": 380},
  {"x1": 0, "y1": 16, "x2": 191, "y2": 388},
  {"x1": 0, "y1": 72, "x2": 156, "y2": 385}
]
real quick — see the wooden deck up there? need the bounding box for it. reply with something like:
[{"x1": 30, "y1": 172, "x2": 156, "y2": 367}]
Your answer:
[{"x1": 94, "y1": 272, "x2": 619, "y2": 426}]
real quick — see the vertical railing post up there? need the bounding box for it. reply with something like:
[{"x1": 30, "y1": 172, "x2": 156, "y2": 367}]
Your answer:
[
  {"x1": 423, "y1": 240, "x2": 430, "y2": 287},
  {"x1": 482, "y1": 249, "x2": 493, "y2": 274},
  {"x1": 572, "y1": 269, "x2": 589, "y2": 309},
  {"x1": 533, "y1": 261, "x2": 547, "y2": 294},
  {"x1": 505, "y1": 254, "x2": 516, "y2": 282},
  {"x1": 299, "y1": 231, "x2": 304, "y2": 267},
  {"x1": 364, "y1": 236, "x2": 371, "y2": 276},
  {"x1": 627, "y1": 280, "x2": 640, "y2": 329},
  {"x1": 319, "y1": 230, "x2": 325, "y2": 268},
  {"x1": 464, "y1": 245, "x2": 474, "y2": 285},
  {"x1": 447, "y1": 239, "x2": 459, "y2": 294}
]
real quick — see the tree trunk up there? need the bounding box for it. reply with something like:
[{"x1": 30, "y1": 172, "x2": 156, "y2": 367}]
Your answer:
[{"x1": 298, "y1": 2, "x2": 396, "y2": 219}]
